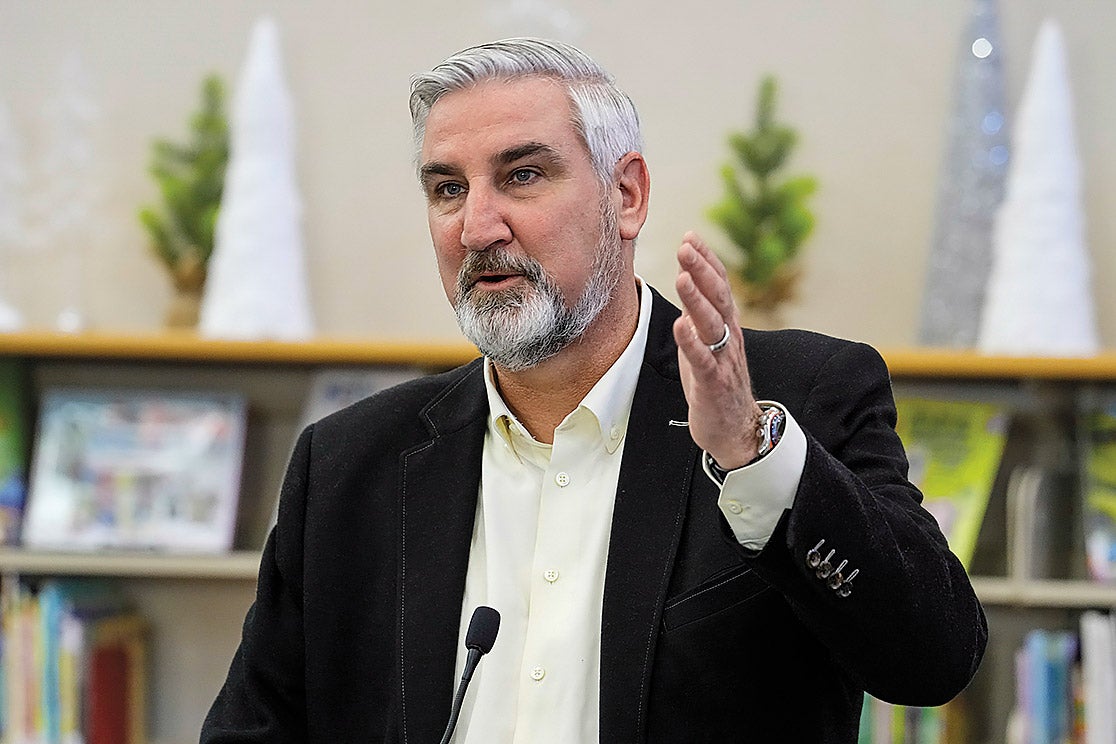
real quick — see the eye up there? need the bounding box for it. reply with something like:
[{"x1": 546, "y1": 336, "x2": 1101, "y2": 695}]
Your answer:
[
  {"x1": 509, "y1": 168, "x2": 539, "y2": 185},
  {"x1": 434, "y1": 181, "x2": 465, "y2": 199}
]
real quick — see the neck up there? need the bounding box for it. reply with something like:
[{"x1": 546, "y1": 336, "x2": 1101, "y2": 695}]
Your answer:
[{"x1": 491, "y1": 279, "x2": 640, "y2": 444}]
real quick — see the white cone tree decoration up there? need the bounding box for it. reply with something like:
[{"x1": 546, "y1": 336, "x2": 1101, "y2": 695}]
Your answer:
[
  {"x1": 977, "y1": 19, "x2": 1098, "y2": 356},
  {"x1": 200, "y1": 16, "x2": 314, "y2": 340},
  {"x1": 0, "y1": 99, "x2": 25, "y2": 330}
]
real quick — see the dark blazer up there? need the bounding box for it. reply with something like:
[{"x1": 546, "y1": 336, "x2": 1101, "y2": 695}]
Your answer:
[{"x1": 203, "y1": 289, "x2": 987, "y2": 743}]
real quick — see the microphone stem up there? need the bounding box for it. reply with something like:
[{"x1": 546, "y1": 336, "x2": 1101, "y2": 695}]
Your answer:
[{"x1": 439, "y1": 648, "x2": 482, "y2": 744}]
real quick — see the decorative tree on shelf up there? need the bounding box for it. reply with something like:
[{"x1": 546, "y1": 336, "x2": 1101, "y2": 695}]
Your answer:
[
  {"x1": 708, "y1": 76, "x2": 817, "y2": 320},
  {"x1": 138, "y1": 75, "x2": 228, "y2": 328}
]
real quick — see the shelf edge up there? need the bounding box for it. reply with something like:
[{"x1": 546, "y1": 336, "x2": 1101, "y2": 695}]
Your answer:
[
  {"x1": 0, "y1": 548, "x2": 262, "y2": 580},
  {"x1": 972, "y1": 577, "x2": 1116, "y2": 608}
]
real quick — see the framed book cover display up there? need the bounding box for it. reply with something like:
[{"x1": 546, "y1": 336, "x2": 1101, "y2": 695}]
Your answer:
[{"x1": 22, "y1": 389, "x2": 247, "y2": 553}]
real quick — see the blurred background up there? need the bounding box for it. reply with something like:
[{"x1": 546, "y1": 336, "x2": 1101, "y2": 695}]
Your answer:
[{"x1": 1, "y1": 0, "x2": 1113, "y2": 347}]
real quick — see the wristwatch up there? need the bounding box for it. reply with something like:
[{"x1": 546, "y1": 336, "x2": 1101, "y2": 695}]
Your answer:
[{"x1": 704, "y1": 405, "x2": 787, "y2": 482}]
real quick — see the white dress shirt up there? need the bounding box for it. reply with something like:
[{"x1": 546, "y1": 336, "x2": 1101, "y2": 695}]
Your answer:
[{"x1": 452, "y1": 280, "x2": 807, "y2": 743}]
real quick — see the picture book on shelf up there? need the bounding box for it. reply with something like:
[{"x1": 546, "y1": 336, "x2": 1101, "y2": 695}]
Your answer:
[
  {"x1": 21, "y1": 388, "x2": 247, "y2": 553},
  {"x1": 1082, "y1": 406, "x2": 1116, "y2": 582},
  {"x1": 894, "y1": 397, "x2": 1010, "y2": 570},
  {"x1": 0, "y1": 360, "x2": 29, "y2": 545}
]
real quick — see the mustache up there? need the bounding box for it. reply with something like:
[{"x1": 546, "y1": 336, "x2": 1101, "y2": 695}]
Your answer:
[{"x1": 456, "y1": 249, "x2": 547, "y2": 296}]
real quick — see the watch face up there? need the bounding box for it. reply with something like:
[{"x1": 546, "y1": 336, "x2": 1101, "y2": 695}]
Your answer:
[{"x1": 758, "y1": 407, "x2": 786, "y2": 456}]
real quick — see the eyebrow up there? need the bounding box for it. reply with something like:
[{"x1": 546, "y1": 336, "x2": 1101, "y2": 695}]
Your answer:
[
  {"x1": 419, "y1": 161, "x2": 460, "y2": 190},
  {"x1": 419, "y1": 142, "x2": 567, "y2": 190},
  {"x1": 494, "y1": 142, "x2": 564, "y2": 168}
]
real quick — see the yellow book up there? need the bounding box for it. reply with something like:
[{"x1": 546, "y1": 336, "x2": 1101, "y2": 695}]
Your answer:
[{"x1": 895, "y1": 398, "x2": 1009, "y2": 569}]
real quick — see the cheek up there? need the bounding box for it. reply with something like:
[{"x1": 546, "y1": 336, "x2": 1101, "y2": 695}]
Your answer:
[{"x1": 428, "y1": 216, "x2": 465, "y2": 301}]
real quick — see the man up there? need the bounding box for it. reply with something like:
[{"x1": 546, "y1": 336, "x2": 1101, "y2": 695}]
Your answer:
[{"x1": 203, "y1": 38, "x2": 986, "y2": 743}]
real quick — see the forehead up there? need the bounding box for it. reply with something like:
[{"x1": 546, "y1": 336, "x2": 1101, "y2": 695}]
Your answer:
[{"x1": 420, "y1": 76, "x2": 584, "y2": 163}]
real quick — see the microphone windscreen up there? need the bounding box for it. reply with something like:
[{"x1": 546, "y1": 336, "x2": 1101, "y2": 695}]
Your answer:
[{"x1": 465, "y1": 606, "x2": 501, "y2": 654}]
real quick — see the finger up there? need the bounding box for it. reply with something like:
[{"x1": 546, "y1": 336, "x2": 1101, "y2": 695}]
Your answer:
[
  {"x1": 678, "y1": 237, "x2": 737, "y2": 324},
  {"x1": 681, "y1": 231, "x2": 728, "y2": 282},
  {"x1": 676, "y1": 269, "x2": 728, "y2": 347},
  {"x1": 673, "y1": 314, "x2": 719, "y2": 371}
]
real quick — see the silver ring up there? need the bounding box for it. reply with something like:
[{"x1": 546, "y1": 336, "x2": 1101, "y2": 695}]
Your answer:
[{"x1": 708, "y1": 323, "x2": 730, "y2": 353}]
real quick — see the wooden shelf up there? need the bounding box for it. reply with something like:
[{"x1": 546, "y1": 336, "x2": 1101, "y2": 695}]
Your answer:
[
  {"x1": 0, "y1": 548, "x2": 261, "y2": 580},
  {"x1": 971, "y1": 577, "x2": 1116, "y2": 608},
  {"x1": 5, "y1": 331, "x2": 1116, "y2": 379},
  {"x1": 0, "y1": 330, "x2": 479, "y2": 368},
  {"x1": 883, "y1": 348, "x2": 1116, "y2": 381}
]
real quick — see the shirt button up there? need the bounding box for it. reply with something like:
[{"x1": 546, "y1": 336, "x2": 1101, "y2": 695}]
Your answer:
[
  {"x1": 555, "y1": 472, "x2": 571, "y2": 487},
  {"x1": 530, "y1": 666, "x2": 546, "y2": 681},
  {"x1": 725, "y1": 500, "x2": 744, "y2": 515},
  {"x1": 609, "y1": 426, "x2": 621, "y2": 440},
  {"x1": 544, "y1": 569, "x2": 560, "y2": 583}
]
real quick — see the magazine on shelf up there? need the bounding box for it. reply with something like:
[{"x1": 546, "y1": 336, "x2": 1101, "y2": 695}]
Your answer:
[
  {"x1": 0, "y1": 360, "x2": 29, "y2": 545},
  {"x1": 298, "y1": 367, "x2": 423, "y2": 429},
  {"x1": 894, "y1": 397, "x2": 1010, "y2": 570},
  {"x1": 22, "y1": 388, "x2": 247, "y2": 553},
  {"x1": 1082, "y1": 406, "x2": 1116, "y2": 582}
]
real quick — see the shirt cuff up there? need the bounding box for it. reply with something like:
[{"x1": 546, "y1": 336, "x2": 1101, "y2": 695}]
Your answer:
[{"x1": 703, "y1": 401, "x2": 807, "y2": 551}]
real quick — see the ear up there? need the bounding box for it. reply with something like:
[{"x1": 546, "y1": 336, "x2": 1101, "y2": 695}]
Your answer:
[{"x1": 612, "y1": 152, "x2": 650, "y2": 241}]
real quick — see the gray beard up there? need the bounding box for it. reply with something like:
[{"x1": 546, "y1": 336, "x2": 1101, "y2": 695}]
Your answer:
[{"x1": 453, "y1": 203, "x2": 623, "y2": 372}]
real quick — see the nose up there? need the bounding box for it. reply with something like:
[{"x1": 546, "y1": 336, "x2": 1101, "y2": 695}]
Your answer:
[{"x1": 460, "y1": 185, "x2": 512, "y2": 252}]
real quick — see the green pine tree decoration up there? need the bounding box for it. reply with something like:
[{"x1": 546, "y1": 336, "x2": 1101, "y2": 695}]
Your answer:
[
  {"x1": 138, "y1": 74, "x2": 228, "y2": 328},
  {"x1": 708, "y1": 75, "x2": 817, "y2": 317}
]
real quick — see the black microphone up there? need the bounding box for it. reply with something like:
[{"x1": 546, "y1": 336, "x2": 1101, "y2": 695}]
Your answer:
[{"x1": 439, "y1": 606, "x2": 500, "y2": 744}]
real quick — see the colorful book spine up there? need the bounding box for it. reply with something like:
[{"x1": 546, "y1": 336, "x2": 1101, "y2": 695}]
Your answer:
[
  {"x1": 0, "y1": 360, "x2": 29, "y2": 545},
  {"x1": 0, "y1": 579, "x2": 146, "y2": 744}
]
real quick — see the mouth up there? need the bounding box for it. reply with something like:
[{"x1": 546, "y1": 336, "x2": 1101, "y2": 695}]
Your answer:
[{"x1": 470, "y1": 272, "x2": 525, "y2": 291}]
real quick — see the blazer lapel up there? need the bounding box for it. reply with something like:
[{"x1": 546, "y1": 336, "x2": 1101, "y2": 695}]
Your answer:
[
  {"x1": 399, "y1": 362, "x2": 488, "y2": 744},
  {"x1": 600, "y1": 291, "x2": 698, "y2": 743}
]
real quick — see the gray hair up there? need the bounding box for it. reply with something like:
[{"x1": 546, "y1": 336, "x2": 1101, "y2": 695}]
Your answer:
[{"x1": 409, "y1": 37, "x2": 643, "y2": 183}]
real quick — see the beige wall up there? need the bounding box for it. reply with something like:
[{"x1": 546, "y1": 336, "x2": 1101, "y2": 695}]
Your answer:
[{"x1": 1, "y1": 1, "x2": 1113, "y2": 349}]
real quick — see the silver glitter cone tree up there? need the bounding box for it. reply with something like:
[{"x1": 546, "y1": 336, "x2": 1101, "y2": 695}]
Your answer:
[
  {"x1": 200, "y1": 16, "x2": 315, "y2": 340},
  {"x1": 918, "y1": 0, "x2": 1009, "y2": 347},
  {"x1": 978, "y1": 19, "x2": 1098, "y2": 356}
]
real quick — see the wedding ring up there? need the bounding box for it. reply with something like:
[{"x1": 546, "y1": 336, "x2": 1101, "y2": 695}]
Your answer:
[{"x1": 708, "y1": 323, "x2": 730, "y2": 353}]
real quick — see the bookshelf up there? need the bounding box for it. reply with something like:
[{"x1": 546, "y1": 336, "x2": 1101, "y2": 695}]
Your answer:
[
  {"x1": 1, "y1": 334, "x2": 1114, "y2": 743},
  {"x1": 887, "y1": 347, "x2": 1116, "y2": 744},
  {"x1": 0, "y1": 330, "x2": 478, "y2": 744}
]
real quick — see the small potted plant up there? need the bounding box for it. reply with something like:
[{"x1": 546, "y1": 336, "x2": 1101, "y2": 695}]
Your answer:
[
  {"x1": 138, "y1": 75, "x2": 228, "y2": 329},
  {"x1": 707, "y1": 75, "x2": 817, "y2": 326}
]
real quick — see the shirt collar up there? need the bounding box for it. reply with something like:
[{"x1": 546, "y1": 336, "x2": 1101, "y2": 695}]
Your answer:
[{"x1": 484, "y1": 277, "x2": 653, "y2": 458}]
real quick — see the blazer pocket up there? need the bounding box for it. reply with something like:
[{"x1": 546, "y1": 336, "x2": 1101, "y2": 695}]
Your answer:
[{"x1": 662, "y1": 565, "x2": 772, "y2": 632}]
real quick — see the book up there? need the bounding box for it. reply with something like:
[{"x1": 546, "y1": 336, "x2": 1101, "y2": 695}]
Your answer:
[
  {"x1": 264, "y1": 367, "x2": 421, "y2": 536},
  {"x1": 298, "y1": 368, "x2": 422, "y2": 429},
  {"x1": 0, "y1": 579, "x2": 146, "y2": 744},
  {"x1": 1012, "y1": 628, "x2": 1081, "y2": 744},
  {"x1": 22, "y1": 389, "x2": 247, "y2": 553},
  {"x1": 0, "y1": 360, "x2": 29, "y2": 545},
  {"x1": 1082, "y1": 407, "x2": 1116, "y2": 581},
  {"x1": 894, "y1": 398, "x2": 1010, "y2": 569},
  {"x1": 85, "y1": 613, "x2": 146, "y2": 744},
  {"x1": 1006, "y1": 465, "x2": 1078, "y2": 581},
  {"x1": 1079, "y1": 610, "x2": 1116, "y2": 744},
  {"x1": 858, "y1": 693, "x2": 954, "y2": 744}
]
